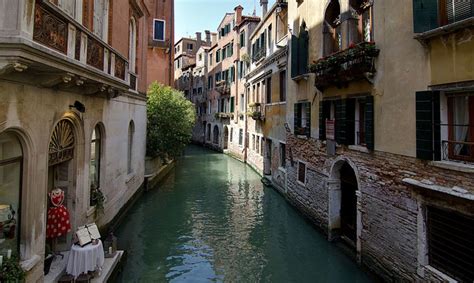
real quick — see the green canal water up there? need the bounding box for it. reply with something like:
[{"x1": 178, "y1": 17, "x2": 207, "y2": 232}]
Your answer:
[{"x1": 114, "y1": 146, "x2": 372, "y2": 282}]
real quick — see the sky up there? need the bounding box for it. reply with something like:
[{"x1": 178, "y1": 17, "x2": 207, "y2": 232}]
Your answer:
[{"x1": 175, "y1": 0, "x2": 276, "y2": 42}]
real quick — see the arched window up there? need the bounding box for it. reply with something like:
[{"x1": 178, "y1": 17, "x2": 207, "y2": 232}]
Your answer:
[
  {"x1": 93, "y1": 0, "x2": 109, "y2": 41},
  {"x1": 323, "y1": 0, "x2": 342, "y2": 56},
  {"x1": 127, "y1": 121, "x2": 134, "y2": 174},
  {"x1": 129, "y1": 17, "x2": 137, "y2": 74},
  {"x1": 0, "y1": 132, "x2": 23, "y2": 255},
  {"x1": 349, "y1": 0, "x2": 373, "y2": 44},
  {"x1": 90, "y1": 125, "x2": 102, "y2": 206}
]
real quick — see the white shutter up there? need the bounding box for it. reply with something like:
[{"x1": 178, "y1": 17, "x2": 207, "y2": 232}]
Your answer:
[{"x1": 93, "y1": 0, "x2": 104, "y2": 39}]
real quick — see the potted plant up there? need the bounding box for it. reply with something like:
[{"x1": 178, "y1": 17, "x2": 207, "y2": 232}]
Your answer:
[
  {"x1": 43, "y1": 244, "x2": 54, "y2": 275},
  {"x1": 90, "y1": 186, "x2": 105, "y2": 217},
  {"x1": 0, "y1": 256, "x2": 25, "y2": 282}
]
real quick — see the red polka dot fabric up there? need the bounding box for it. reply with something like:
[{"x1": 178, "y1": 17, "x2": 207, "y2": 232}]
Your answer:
[{"x1": 47, "y1": 190, "x2": 72, "y2": 239}]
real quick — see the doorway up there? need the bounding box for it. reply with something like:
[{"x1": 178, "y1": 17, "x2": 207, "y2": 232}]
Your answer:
[
  {"x1": 264, "y1": 139, "x2": 272, "y2": 175},
  {"x1": 339, "y1": 162, "x2": 357, "y2": 244},
  {"x1": 223, "y1": 127, "x2": 229, "y2": 149}
]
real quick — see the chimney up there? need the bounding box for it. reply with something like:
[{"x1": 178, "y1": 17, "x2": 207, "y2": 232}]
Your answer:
[
  {"x1": 196, "y1": 32, "x2": 202, "y2": 45},
  {"x1": 211, "y1": 32, "x2": 217, "y2": 43},
  {"x1": 234, "y1": 5, "x2": 243, "y2": 25},
  {"x1": 260, "y1": 0, "x2": 268, "y2": 17},
  {"x1": 205, "y1": 30, "x2": 211, "y2": 45}
]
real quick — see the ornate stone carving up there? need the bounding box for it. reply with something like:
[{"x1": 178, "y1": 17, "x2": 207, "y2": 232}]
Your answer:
[
  {"x1": 115, "y1": 57, "x2": 126, "y2": 80},
  {"x1": 33, "y1": 3, "x2": 68, "y2": 54},
  {"x1": 86, "y1": 37, "x2": 104, "y2": 70},
  {"x1": 49, "y1": 120, "x2": 75, "y2": 166}
]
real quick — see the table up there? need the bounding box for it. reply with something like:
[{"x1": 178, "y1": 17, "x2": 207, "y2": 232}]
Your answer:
[{"x1": 66, "y1": 240, "x2": 105, "y2": 278}]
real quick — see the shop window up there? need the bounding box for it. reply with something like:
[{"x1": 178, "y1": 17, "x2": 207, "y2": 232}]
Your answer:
[
  {"x1": 153, "y1": 19, "x2": 166, "y2": 41},
  {"x1": 294, "y1": 102, "x2": 311, "y2": 137},
  {"x1": 0, "y1": 132, "x2": 22, "y2": 256},
  {"x1": 297, "y1": 161, "x2": 306, "y2": 184},
  {"x1": 427, "y1": 206, "x2": 474, "y2": 282},
  {"x1": 127, "y1": 121, "x2": 134, "y2": 174},
  {"x1": 90, "y1": 125, "x2": 102, "y2": 206}
]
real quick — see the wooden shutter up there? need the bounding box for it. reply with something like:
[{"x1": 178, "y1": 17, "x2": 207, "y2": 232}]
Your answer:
[
  {"x1": 319, "y1": 100, "x2": 331, "y2": 140},
  {"x1": 230, "y1": 97, "x2": 235, "y2": 112},
  {"x1": 291, "y1": 35, "x2": 299, "y2": 79},
  {"x1": 335, "y1": 99, "x2": 347, "y2": 145},
  {"x1": 305, "y1": 102, "x2": 311, "y2": 137},
  {"x1": 413, "y1": 0, "x2": 439, "y2": 33},
  {"x1": 298, "y1": 29, "x2": 309, "y2": 76},
  {"x1": 294, "y1": 103, "x2": 301, "y2": 133},
  {"x1": 416, "y1": 91, "x2": 441, "y2": 160},
  {"x1": 346, "y1": 98, "x2": 356, "y2": 146},
  {"x1": 365, "y1": 95, "x2": 375, "y2": 150}
]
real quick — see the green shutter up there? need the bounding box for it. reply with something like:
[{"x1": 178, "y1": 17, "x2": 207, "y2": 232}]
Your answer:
[
  {"x1": 230, "y1": 97, "x2": 235, "y2": 112},
  {"x1": 416, "y1": 91, "x2": 441, "y2": 160},
  {"x1": 294, "y1": 103, "x2": 301, "y2": 134},
  {"x1": 298, "y1": 29, "x2": 309, "y2": 76},
  {"x1": 335, "y1": 99, "x2": 347, "y2": 145},
  {"x1": 291, "y1": 35, "x2": 299, "y2": 79},
  {"x1": 230, "y1": 66, "x2": 235, "y2": 82},
  {"x1": 365, "y1": 96, "x2": 374, "y2": 151},
  {"x1": 346, "y1": 98, "x2": 356, "y2": 146},
  {"x1": 305, "y1": 102, "x2": 311, "y2": 137},
  {"x1": 413, "y1": 0, "x2": 439, "y2": 33}
]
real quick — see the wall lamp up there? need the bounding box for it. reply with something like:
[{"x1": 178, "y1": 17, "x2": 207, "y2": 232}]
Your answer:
[{"x1": 69, "y1": 101, "x2": 86, "y2": 113}]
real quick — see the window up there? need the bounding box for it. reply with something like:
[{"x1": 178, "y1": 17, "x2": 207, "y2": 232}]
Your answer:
[
  {"x1": 323, "y1": 0, "x2": 341, "y2": 56},
  {"x1": 240, "y1": 31, "x2": 246, "y2": 47},
  {"x1": 297, "y1": 161, "x2": 306, "y2": 184},
  {"x1": 239, "y1": 129, "x2": 243, "y2": 146},
  {"x1": 213, "y1": 125, "x2": 219, "y2": 144},
  {"x1": 153, "y1": 19, "x2": 165, "y2": 41},
  {"x1": 279, "y1": 70, "x2": 286, "y2": 102},
  {"x1": 268, "y1": 24, "x2": 273, "y2": 51},
  {"x1": 129, "y1": 18, "x2": 137, "y2": 73},
  {"x1": 198, "y1": 87, "x2": 202, "y2": 94},
  {"x1": 199, "y1": 54, "x2": 202, "y2": 61},
  {"x1": 266, "y1": 77, "x2": 272, "y2": 104},
  {"x1": 294, "y1": 102, "x2": 311, "y2": 137},
  {"x1": 216, "y1": 49, "x2": 221, "y2": 62},
  {"x1": 230, "y1": 128, "x2": 233, "y2": 143},
  {"x1": 446, "y1": 93, "x2": 474, "y2": 161},
  {"x1": 90, "y1": 125, "x2": 102, "y2": 206},
  {"x1": 291, "y1": 22, "x2": 309, "y2": 79},
  {"x1": 240, "y1": 93, "x2": 245, "y2": 111},
  {"x1": 0, "y1": 132, "x2": 22, "y2": 256},
  {"x1": 256, "y1": 136, "x2": 260, "y2": 154},
  {"x1": 127, "y1": 121, "x2": 134, "y2": 174},
  {"x1": 209, "y1": 53, "x2": 213, "y2": 66},
  {"x1": 414, "y1": 0, "x2": 474, "y2": 32},
  {"x1": 350, "y1": 0, "x2": 374, "y2": 43},
  {"x1": 252, "y1": 134, "x2": 256, "y2": 151},
  {"x1": 93, "y1": 0, "x2": 109, "y2": 40},
  {"x1": 208, "y1": 76, "x2": 213, "y2": 89},
  {"x1": 427, "y1": 206, "x2": 474, "y2": 282},
  {"x1": 56, "y1": 0, "x2": 77, "y2": 19},
  {"x1": 230, "y1": 97, "x2": 235, "y2": 112},
  {"x1": 280, "y1": 143, "x2": 286, "y2": 168},
  {"x1": 187, "y1": 43, "x2": 194, "y2": 50},
  {"x1": 215, "y1": 72, "x2": 221, "y2": 82}
]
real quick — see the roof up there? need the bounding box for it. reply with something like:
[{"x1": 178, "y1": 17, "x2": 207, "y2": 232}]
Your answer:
[
  {"x1": 250, "y1": 1, "x2": 287, "y2": 40},
  {"x1": 216, "y1": 13, "x2": 235, "y2": 30},
  {"x1": 174, "y1": 37, "x2": 197, "y2": 46}
]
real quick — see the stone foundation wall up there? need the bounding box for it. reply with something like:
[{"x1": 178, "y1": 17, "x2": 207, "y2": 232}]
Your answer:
[{"x1": 284, "y1": 133, "x2": 474, "y2": 281}]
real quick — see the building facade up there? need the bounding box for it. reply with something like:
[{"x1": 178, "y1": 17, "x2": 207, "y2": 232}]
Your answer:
[
  {"x1": 0, "y1": 0, "x2": 173, "y2": 281},
  {"x1": 284, "y1": 0, "x2": 474, "y2": 282}
]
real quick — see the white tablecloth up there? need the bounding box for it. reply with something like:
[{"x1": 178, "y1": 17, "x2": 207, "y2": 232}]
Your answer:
[{"x1": 66, "y1": 240, "x2": 105, "y2": 278}]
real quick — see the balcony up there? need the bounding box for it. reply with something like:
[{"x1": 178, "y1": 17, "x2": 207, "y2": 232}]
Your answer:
[
  {"x1": 0, "y1": 1, "x2": 136, "y2": 98},
  {"x1": 252, "y1": 48, "x2": 266, "y2": 63},
  {"x1": 309, "y1": 42, "x2": 380, "y2": 90},
  {"x1": 215, "y1": 80, "x2": 230, "y2": 95},
  {"x1": 246, "y1": 103, "x2": 264, "y2": 121},
  {"x1": 214, "y1": 112, "x2": 234, "y2": 120}
]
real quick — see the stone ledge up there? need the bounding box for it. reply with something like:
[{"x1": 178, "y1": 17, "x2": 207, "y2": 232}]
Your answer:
[
  {"x1": 429, "y1": 160, "x2": 474, "y2": 174},
  {"x1": 402, "y1": 178, "x2": 474, "y2": 201},
  {"x1": 20, "y1": 254, "x2": 41, "y2": 271}
]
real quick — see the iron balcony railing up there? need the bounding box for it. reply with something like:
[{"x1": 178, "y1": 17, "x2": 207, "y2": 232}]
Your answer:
[
  {"x1": 310, "y1": 42, "x2": 380, "y2": 90},
  {"x1": 252, "y1": 48, "x2": 266, "y2": 62}
]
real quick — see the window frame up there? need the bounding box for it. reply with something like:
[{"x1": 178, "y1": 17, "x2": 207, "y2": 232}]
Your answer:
[
  {"x1": 153, "y1": 19, "x2": 166, "y2": 42},
  {"x1": 297, "y1": 160, "x2": 307, "y2": 186}
]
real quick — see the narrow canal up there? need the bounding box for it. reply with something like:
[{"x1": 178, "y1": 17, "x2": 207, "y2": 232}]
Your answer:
[{"x1": 114, "y1": 146, "x2": 371, "y2": 282}]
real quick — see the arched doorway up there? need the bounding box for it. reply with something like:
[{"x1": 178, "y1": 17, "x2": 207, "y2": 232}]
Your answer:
[
  {"x1": 47, "y1": 119, "x2": 77, "y2": 251},
  {"x1": 340, "y1": 162, "x2": 357, "y2": 243},
  {"x1": 213, "y1": 125, "x2": 219, "y2": 145},
  {"x1": 223, "y1": 127, "x2": 229, "y2": 149},
  {"x1": 328, "y1": 158, "x2": 360, "y2": 254}
]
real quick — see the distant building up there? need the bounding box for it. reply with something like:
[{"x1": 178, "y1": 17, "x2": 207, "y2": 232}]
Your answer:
[{"x1": 0, "y1": 0, "x2": 173, "y2": 281}]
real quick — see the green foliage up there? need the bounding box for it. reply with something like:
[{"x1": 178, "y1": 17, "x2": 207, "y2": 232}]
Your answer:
[
  {"x1": 146, "y1": 83, "x2": 196, "y2": 160},
  {"x1": 0, "y1": 256, "x2": 25, "y2": 282},
  {"x1": 90, "y1": 186, "x2": 105, "y2": 218}
]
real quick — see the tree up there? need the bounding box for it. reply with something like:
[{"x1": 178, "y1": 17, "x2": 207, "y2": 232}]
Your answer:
[{"x1": 146, "y1": 82, "x2": 196, "y2": 160}]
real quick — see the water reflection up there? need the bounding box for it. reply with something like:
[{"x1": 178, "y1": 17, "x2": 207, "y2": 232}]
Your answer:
[{"x1": 114, "y1": 146, "x2": 371, "y2": 282}]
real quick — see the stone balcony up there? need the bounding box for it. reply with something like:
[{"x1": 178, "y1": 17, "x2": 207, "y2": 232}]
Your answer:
[
  {"x1": 215, "y1": 80, "x2": 230, "y2": 95},
  {"x1": 310, "y1": 42, "x2": 380, "y2": 90},
  {"x1": 0, "y1": 0, "x2": 138, "y2": 98}
]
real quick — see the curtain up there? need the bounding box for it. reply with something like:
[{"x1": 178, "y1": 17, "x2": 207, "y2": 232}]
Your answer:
[{"x1": 452, "y1": 96, "x2": 469, "y2": 155}]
